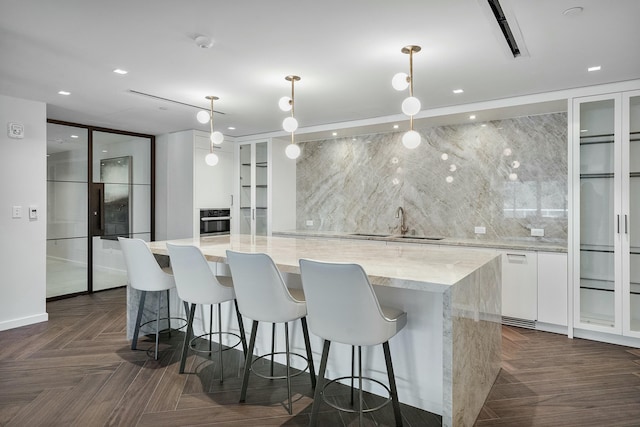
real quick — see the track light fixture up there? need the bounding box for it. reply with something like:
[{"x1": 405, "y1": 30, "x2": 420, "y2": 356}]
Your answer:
[{"x1": 392, "y1": 45, "x2": 422, "y2": 149}]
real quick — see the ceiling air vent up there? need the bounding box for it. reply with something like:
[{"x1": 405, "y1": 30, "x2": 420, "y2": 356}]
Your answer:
[{"x1": 486, "y1": 0, "x2": 521, "y2": 58}]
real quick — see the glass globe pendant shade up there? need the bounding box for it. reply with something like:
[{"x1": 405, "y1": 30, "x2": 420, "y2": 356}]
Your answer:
[
  {"x1": 196, "y1": 110, "x2": 210, "y2": 124},
  {"x1": 210, "y1": 131, "x2": 224, "y2": 145},
  {"x1": 282, "y1": 116, "x2": 299, "y2": 133},
  {"x1": 285, "y1": 143, "x2": 301, "y2": 159},
  {"x1": 278, "y1": 96, "x2": 292, "y2": 112},
  {"x1": 401, "y1": 96, "x2": 421, "y2": 116},
  {"x1": 205, "y1": 152, "x2": 219, "y2": 166},
  {"x1": 402, "y1": 130, "x2": 421, "y2": 149},
  {"x1": 392, "y1": 72, "x2": 410, "y2": 91}
]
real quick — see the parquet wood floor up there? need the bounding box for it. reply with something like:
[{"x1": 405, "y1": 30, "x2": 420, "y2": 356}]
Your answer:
[{"x1": 1, "y1": 288, "x2": 639, "y2": 426}]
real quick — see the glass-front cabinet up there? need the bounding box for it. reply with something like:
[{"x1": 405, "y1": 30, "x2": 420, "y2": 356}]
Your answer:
[
  {"x1": 238, "y1": 141, "x2": 269, "y2": 236},
  {"x1": 624, "y1": 92, "x2": 640, "y2": 337},
  {"x1": 574, "y1": 91, "x2": 640, "y2": 338}
]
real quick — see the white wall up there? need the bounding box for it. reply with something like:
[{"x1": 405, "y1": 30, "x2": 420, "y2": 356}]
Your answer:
[{"x1": 0, "y1": 94, "x2": 48, "y2": 331}]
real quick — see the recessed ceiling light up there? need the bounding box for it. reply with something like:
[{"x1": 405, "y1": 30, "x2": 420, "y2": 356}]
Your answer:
[
  {"x1": 588, "y1": 65, "x2": 601, "y2": 72},
  {"x1": 453, "y1": 89, "x2": 464, "y2": 94},
  {"x1": 113, "y1": 69, "x2": 128, "y2": 75},
  {"x1": 580, "y1": 129, "x2": 588, "y2": 133},
  {"x1": 469, "y1": 115, "x2": 476, "y2": 120},
  {"x1": 70, "y1": 135, "x2": 78, "y2": 138},
  {"x1": 228, "y1": 126, "x2": 236, "y2": 130},
  {"x1": 481, "y1": 124, "x2": 487, "y2": 127},
  {"x1": 393, "y1": 124, "x2": 399, "y2": 129},
  {"x1": 102, "y1": 150, "x2": 108, "y2": 153},
  {"x1": 58, "y1": 90, "x2": 70, "y2": 96},
  {"x1": 332, "y1": 132, "x2": 337, "y2": 136}
]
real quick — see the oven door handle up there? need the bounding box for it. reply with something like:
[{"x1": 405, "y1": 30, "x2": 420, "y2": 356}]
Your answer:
[{"x1": 201, "y1": 216, "x2": 231, "y2": 221}]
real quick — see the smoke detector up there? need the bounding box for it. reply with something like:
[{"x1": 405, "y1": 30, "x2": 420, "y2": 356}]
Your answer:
[{"x1": 195, "y1": 35, "x2": 214, "y2": 49}]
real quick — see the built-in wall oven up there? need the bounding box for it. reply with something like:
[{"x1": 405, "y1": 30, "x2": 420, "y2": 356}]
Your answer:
[{"x1": 200, "y1": 208, "x2": 231, "y2": 235}]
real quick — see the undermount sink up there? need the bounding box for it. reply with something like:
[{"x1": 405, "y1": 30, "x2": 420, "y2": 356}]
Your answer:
[
  {"x1": 396, "y1": 236, "x2": 444, "y2": 240},
  {"x1": 350, "y1": 233, "x2": 391, "y2": 237}
]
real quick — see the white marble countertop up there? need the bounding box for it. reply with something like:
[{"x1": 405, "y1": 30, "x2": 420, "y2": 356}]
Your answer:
[
  {"x1": 148, "y1": 234, "x2": 499, "y2": 293},
  {"x1": 274, "y1": 230, "x2": 567, "y2": 253}
]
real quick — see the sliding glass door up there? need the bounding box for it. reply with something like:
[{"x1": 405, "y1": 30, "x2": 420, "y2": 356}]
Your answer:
[
  {"x1": 46, "y1": 122, "x2": 153, "y2": 298},
  {"x1": 46, "y1": 124, "x2": 89, "y2": 298}
]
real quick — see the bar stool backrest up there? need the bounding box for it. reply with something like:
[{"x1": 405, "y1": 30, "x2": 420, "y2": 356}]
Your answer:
[
  {"x1": 167, "y1": 243, "x2": 234, "y2": 305},
  {"x1": 299, "y1": 258, "x2": 401, "y2": 347},
  {"x1": 118, "y1": 237, "x2": 174, "y2": 292},
  {"x1": 226, "y1": 250, "x2": 306, "y2": 323}
]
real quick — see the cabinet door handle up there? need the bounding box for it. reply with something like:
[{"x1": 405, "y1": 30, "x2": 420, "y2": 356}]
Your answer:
[
  {"x1": 252, "y1": 209, "x2": 255, "y2": 220},
  {"x1": 617, "y1": 215, "x2": 620, "y2": 234},
  {"x1": 230, "y1": 195, "x2": 233, "y2": 206},
  {"x1": 625, "y1": 214, "x2": 628, "y2": 234},
  {"x1": 506, "y1": 253, "x2": 527, "y2": 264}
]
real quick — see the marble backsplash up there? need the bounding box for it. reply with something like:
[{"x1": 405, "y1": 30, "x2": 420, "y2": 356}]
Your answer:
[{"x1": 296, "y1": 113, "x2": 568, "y2": 241}]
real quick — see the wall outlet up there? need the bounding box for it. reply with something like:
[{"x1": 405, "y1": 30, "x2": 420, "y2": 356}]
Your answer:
[
  {"x1": 12, "y1": 205, "x2": 22, "y2": 218},
  {"x1": 474, "y1": 226, "x2": 486, "y2": 234},
  {"x1": 531, "y1": 228, "x2": 544, "y2": 237},
  {"x1": 306, "y1": 220, "x2": 314, "y2": 226}
]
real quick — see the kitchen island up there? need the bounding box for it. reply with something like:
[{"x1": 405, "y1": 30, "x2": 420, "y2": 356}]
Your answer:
[{"x1": 143, "y1": 234, "x2": 501, "y2": 427}]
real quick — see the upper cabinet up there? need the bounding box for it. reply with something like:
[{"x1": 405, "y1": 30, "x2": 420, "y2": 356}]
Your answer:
[
  {"x1": 233, "y1": 138, "x2": 296, "y2": 236},
  {"x1": 572, "y1": 90, "x2": 640, "y2": 339}
]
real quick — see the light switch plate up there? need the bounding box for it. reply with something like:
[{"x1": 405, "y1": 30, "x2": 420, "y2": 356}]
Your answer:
[
  {"x1": 531, "y1": 228, "x2": 544, "y2": 237},
  {"x1": 29, "y1": 205, "x2": 38, "y2": 219},
  {"x1": 474, "y1": 226, "x2": 486, "y2": 234},
  {"x1": 8, "y1": 122, "x2": 24, "y2": 139}
]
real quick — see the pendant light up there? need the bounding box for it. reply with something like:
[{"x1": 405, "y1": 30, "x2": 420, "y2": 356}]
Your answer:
[
  {"x1": 392, "y1": 45, "x2": 422, "y2": 149},
  {"x1": 196, "y1": 96, "x2": 224, "y2": 166},
  {"x1": 279, "y1": 75, "x2": 301, "y2": 159}
]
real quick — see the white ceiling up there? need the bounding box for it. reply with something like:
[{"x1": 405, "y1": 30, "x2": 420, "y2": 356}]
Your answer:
[{"x1": 1, "y1": 0, "x2": 639, "y2": 139}]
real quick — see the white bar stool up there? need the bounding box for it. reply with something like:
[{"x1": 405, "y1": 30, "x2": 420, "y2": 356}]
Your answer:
[
  {"x1": 299, "y1": 258, "x2": 407, "y2": 427},
  {"x1": 167, "y1": 243, "x2": 248, "y2": 375},
  {"x1": 119, "y1": 237, "x2": 187, "y2": 360},
  {"x1": 226, "y1": 250, "x2": 316, "y2": 415}
]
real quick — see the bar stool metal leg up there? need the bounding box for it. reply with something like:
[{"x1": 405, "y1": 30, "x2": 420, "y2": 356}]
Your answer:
[
  {"x1": 166, "y1": 289, "x2": 172, "y2": 338},
  {"x1": 217, "y1": 303, "x2": 224, "y2": 383},
  {"x1": 351, "y1": 345, "x2": 355, "y2": 406},
  {"x1": 383, "y1": 341, "x2": 403, "y2": 427},
  {"x1": 234, "y1": 300, "x2": 248, "y2": 357},
  {"x1": 209, "y1": 305, "x2": 214, "y2": 354},
  {"x1": 180, "y1": 303, "x2": 196, "y2": 373},
  {"x1": 240, "y1": 320, "x2": 259, "y2": 403},
  {"x1": 300, "y1": 316, "x2": 317, "y2": 389},
  {"x1": 155, "y1": 290, "x2": 162, "y2": 359},
  {"x1": 310, "y1": 339, "x2": 331, "y2": 427},
  {"x1": 270, "y1": 323, "x2": 276, "y2": 377},
  {"x1": 285, "y1": 322, "x2": 292, "y2": 415},
  {"x1": 132, "y1": 290, "x2": 146, "y2": 350}
]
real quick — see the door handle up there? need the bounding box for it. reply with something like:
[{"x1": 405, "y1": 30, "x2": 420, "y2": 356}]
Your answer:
[{"x1": 625, "y1": 214, "x2": 628, "y2": 234}]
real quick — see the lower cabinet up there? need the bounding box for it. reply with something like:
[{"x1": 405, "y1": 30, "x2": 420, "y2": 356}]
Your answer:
[
  {"x1": 537, "y1": 252, "x2": 568, "y2": 327},
  {"x1": 498, "y1": 250, "x2": 538, "y2": 321}
]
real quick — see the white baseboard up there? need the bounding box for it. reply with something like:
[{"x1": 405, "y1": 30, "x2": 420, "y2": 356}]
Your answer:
[
  {"x1": 573, "y1": 328, "x2": 640, "y2": 349},
  {"x1": 0, "y1": 312, "x2": 48, "y2": 332},
  {"x1": 535, "y1": 322, "x2": 568, "y2": 335}
]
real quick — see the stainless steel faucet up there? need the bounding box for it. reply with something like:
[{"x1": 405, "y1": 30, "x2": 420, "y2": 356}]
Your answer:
[{"x1": 396, "y1": 206, "x2": 409, "y2": 235}]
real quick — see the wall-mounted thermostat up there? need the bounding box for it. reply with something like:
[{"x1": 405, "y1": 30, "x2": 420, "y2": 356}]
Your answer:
[{"x1": 8, "y1": 122, "x2": 24, "y2": 139}]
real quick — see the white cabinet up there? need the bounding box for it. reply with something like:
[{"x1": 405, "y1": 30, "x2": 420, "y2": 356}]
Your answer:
[
  {"x1": 155, "y1": 130, "x2": 234, "y2": 240},
  {"x1": 537, "y1": 252, "x2": 568, "y2": 326},
  {"x1": 499, "y1": 250, "x2": 538, "y2": 321},
  {"x1": 194, "y1": 134, "x2": 233, "y2": 210},
  {"x1": 233, "y1": 138, "x2": 295, "y2": 236},
  {"x1": 572, "y1": 90, "x2": 640, "y2": 339}
]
